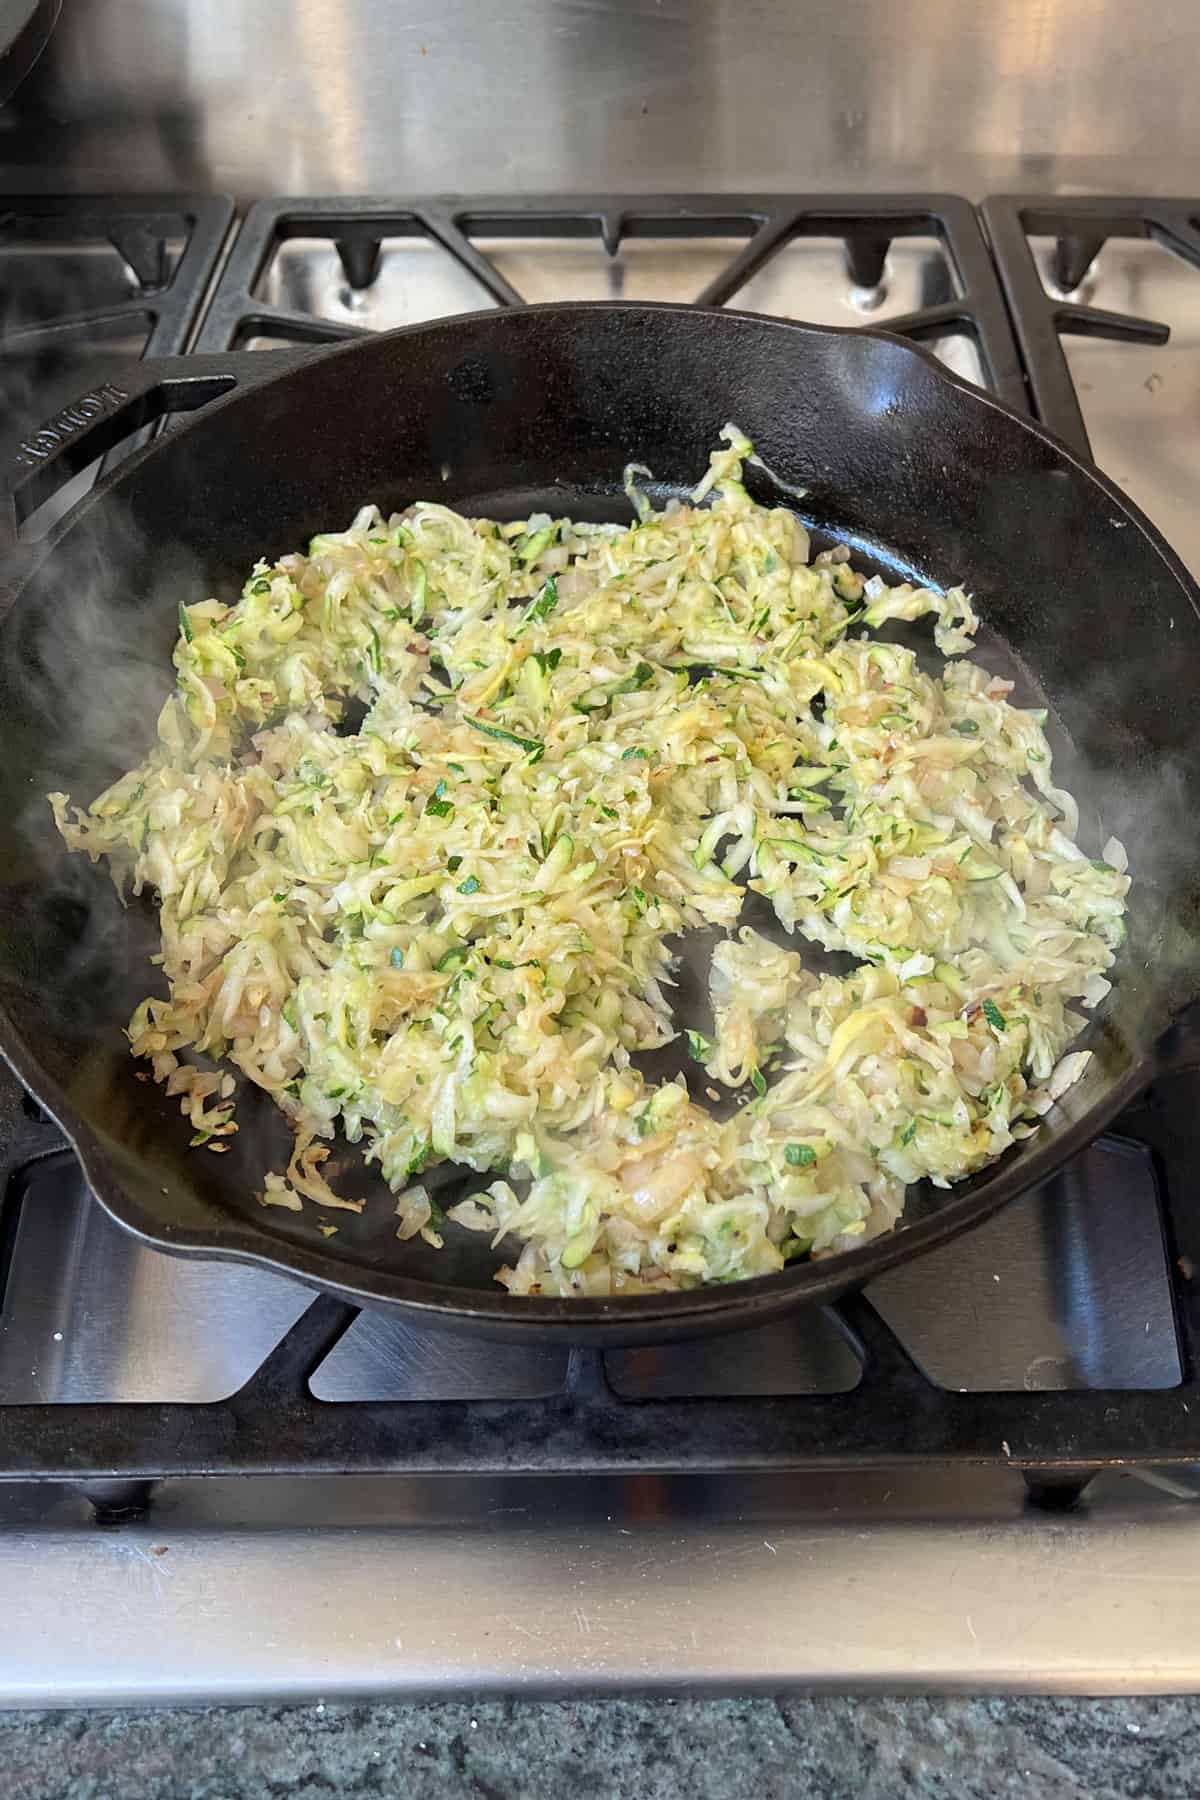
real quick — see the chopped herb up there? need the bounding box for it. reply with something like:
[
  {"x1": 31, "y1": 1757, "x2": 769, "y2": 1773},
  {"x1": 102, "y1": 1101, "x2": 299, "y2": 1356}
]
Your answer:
[
  {"x1": 518, "y1": 574, "x2": 558, "y2": 629},
  {"x1": 405, "y1": 1138, "x2": 431, "y2": 1176},
  {"x1": 785, "y1": 1143, "x2": 817, "y2": 1167},
  {"x1": 611, "y1": 661, "x2": 655, "y2": 696},
  {"x1": 457, "y1": 874, "x2": 481, "y2": 895},
  {"x1": 599, "y1": 804, "x2": 618, "y2": 819},
  {"x1": 982, "y1": 998, "x2": 1007, "y2": 1032},
  {"x1": 622, "y1": 746, "x2": 649, "y2": 761},
  {"x1": 177, "y1": 603, "x2": 194, "y2": 643},
  {"x1": 630, "y1": 885, "x2": 649, "y2": 913},
  {"x1": 750, "y1": 1067, "x2": 767, "y2": 1097},
  {"x1": 250, "y1": 577, "x2": 271, "y2": 595},
  {"x1": 1091, "y1": 858, "x2": 1115, "y2": 873},
  {"x1": 425, "y1": 797, "x2": 454, "y2": 818},
  {"x1": 493, "y1": 958, "x2": 515, "y2": 970},
  {"x1": 366, "y1": 623, "x2": 382, "y2": 673},
  {"x1": 532, "y1": 647, "x2": 562, "y2": 674},
  {"x1": 447, "y1": 761, "x2": 465, "y2": 774},
  {"x1": 900, "y1": 1120, "x2": 917, "y2": 1147},
  {"x1": 436, "y1": 946, "x2": 469, "y2": 971},
  {"x1": 390, "y1": 947, "x2": 404, "y2": 969},
  {"x1": 447, "y1": 855, "x2": 463, "y2": 872},
  {"x1": 950, "y1": 718, "x2": 979, "y2": 736},
  {"x1": 685, "y1": 1029, "x2": 713, "y2": 1062},
  {"x1": 273, "y1": 891, "x2": 286, "y2": 904}
]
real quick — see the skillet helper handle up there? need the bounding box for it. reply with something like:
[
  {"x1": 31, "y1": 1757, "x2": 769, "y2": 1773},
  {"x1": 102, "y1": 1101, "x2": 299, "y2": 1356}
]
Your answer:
[{"x1": 0, "y1": 348, "x2": 322, "y2": 560}]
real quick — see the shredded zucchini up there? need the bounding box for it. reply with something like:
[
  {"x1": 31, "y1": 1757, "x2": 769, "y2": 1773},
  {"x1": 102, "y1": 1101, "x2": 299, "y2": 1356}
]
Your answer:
[{"x1": 50, "y1": 428, "x2": 1129, "y2": 1295}]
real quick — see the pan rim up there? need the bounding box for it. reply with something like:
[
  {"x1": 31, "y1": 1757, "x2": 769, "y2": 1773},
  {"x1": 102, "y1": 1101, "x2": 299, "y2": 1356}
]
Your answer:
[{"x1": 0, "y1": 299, "x2": 1192, "y2": 1335}]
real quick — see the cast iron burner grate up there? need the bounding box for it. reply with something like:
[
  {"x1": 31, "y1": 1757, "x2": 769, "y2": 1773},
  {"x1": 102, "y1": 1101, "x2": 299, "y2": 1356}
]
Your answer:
[
  {"x1": 0, "y1": 193, "x2": 232, "y2": 359},
  {"x1": 980, "y1": 196, "x2": 1200, "y2": 459},
  {"x1": 0, "y1": 192, "x2": 234, "y2": 506},
  {"x1": 1, "y1": 1060, "x2": 1199, "y2": 1521},
  {"x1": 195, "y1": 192, "x2": 1026, "y2": 414}
]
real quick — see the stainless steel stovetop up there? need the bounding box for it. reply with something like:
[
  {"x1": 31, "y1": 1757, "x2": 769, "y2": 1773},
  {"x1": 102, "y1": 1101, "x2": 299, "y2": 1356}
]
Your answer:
[{"x1": 2, "y1": 194, "x2": 1200, "y2": 1702}]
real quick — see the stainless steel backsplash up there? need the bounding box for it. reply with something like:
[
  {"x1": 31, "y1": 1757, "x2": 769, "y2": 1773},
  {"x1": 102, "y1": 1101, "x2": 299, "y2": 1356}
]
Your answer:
[{"x1": 2, "y1": 0, "x2": 1196, "y2": 199}]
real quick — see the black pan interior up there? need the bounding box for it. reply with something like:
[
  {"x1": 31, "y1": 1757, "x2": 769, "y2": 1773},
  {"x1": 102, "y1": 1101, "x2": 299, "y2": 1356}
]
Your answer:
[{"x1": 0, "y1": 304, "x2": 1196, "y2": 1336}]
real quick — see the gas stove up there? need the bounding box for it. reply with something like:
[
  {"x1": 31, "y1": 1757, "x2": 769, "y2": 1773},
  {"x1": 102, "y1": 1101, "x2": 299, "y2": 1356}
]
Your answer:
[{"x1": 2, "y1": 192, "x2": 1200, "y2": 1703}]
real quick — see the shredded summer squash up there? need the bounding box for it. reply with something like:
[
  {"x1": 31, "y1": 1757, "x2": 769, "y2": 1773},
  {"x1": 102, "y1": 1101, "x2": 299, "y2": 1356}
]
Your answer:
[{"x1": 50, "y1": 428, "x2": 1130, "y2": 1295}]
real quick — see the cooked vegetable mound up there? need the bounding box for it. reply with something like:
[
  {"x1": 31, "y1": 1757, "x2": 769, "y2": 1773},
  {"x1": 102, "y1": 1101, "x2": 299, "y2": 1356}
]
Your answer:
[{"x1": 51, "y1": 428, "x2": 1130, "y2": 1295}]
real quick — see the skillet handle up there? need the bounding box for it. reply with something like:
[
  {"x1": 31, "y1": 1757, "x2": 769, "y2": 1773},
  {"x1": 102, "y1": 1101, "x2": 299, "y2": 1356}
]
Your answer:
[{"x1": 0, "y1": 347, "x2": 324, "y2": 566}]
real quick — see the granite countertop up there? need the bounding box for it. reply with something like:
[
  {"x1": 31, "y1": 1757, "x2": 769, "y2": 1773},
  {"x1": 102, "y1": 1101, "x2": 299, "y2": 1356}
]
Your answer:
[{"x1": 4, "y1": 1696, "x2": 1199, "y2": 1799}]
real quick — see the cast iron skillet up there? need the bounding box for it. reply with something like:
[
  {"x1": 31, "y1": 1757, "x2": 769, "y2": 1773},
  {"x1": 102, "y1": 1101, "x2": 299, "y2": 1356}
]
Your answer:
[{"x1": 0, "y1": 302, "x2": 1197, "y2": 1344}]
